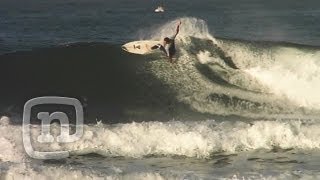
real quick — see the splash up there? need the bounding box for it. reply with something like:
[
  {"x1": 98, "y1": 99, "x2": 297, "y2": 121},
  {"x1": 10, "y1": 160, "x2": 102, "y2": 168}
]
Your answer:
[
  {"x1": 245, "y1": 47, "x2": 320, "y2": 109},
  {"x1": 141, "y1": 18, "x2": 304, "y2": 118},
  {"x1": 143, "y1": 18, "x2": 320, "y2": 112},
  {"x1": 146, "y1": 17, "x2": 217, "y2": 44}
]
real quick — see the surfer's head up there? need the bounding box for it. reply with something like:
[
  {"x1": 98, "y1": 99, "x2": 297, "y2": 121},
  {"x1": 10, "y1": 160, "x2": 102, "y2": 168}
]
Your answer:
[{"x1": 164, "y1": 37, "x2": 171, "y2": 43}]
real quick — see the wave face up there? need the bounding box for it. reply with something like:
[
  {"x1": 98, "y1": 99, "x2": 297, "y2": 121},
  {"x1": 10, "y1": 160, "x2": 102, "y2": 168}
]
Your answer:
[{"x1": 1, "y1": 18, "x2": 320, "y2": 122}]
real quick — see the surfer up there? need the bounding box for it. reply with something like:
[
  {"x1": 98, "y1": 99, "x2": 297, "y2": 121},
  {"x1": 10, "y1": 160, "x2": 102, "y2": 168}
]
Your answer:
[{"x1": 152, "y1": 20, "x2": 182, "y2": 63}]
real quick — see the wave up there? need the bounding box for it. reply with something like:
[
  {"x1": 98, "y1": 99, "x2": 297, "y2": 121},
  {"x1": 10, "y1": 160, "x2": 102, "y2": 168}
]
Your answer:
[
  {"x1": 2, "y1": 114, "x2": 320, "y2": 179},
  {"x1": 136, "y1": 17, "x2": 320, "y2": 118},
  {"x1": 2, "y1": 17, "x2": 320, "y2": 180},
  {"x1": 217, "y1": 37, "x2": 320, "y2": 109},
  {"x1": 2, "y1": 116, "x2": 320, "y2": 161},
  {"x1": 40, "y1": 119, "x2": 320, "y2": 158},
  {"x1": 1, "y1": 17, "x2": 320, "y2": 122}
]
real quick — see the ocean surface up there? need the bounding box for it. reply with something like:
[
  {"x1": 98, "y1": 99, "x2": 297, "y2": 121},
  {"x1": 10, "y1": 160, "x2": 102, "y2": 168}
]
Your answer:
[{"x1": 1, "y1": 0, "x2": 320, "y2": 179}]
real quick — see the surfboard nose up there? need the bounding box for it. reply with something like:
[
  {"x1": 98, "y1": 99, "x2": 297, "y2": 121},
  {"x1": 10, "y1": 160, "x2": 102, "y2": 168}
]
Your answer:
[{"x1": 121, "y1": 46, "x2": 128, "y2": 51}]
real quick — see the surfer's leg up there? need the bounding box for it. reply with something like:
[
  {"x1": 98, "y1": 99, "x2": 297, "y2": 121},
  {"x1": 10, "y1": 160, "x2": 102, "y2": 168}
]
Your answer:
[
  {"x1": 168, "y1": 48, "x2": 176, "y2": 63},
  {"x1": 151, "y1": 45, "x2": 158, "y2": 50},
  {"x1": 168, "y1": 55, "x2": 174, "y2": 63},
  {"x1": 151, "y1": 44, "x2": 161, "y2": 50}
]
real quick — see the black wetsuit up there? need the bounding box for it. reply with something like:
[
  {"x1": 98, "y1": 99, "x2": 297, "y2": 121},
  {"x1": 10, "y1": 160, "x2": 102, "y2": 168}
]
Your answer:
[{"x1": 152, "y1": 35, "x2": 176, "y2": 57}]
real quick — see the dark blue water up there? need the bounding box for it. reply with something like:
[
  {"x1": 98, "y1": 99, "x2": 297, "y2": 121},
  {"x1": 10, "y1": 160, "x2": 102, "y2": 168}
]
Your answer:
[{"x1": 1, "y1": 0, "x2": 319, "y2": 54}]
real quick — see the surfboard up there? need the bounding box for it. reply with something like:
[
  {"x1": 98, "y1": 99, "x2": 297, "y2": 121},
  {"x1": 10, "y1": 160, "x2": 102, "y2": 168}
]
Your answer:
[{"x1": 122, "y1": 40, "x2": 161, "y2": 55}]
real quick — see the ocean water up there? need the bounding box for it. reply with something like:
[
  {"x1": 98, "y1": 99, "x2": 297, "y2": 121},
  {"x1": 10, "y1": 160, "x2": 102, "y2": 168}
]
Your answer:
[{"x1": 1, "y1": 0, "x2": 320, "y2": 179}]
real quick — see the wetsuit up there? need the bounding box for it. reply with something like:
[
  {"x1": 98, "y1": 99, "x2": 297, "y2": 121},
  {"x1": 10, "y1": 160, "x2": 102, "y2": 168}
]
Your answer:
[{"x1": 152, "y1": 35, "x2": 177, "y2": 58}]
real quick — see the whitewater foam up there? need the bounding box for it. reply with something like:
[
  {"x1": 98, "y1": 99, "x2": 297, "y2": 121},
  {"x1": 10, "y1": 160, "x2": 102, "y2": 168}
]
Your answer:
[
  {"x1": 2, "y1": 116, "x2": 320, "y2": 161},
  {"x1": 3, "y1": 115, "x2": 320, "y2": 179},
  {"x1": 0, "y1": 116, "x2": 26, "y2": 163},
  {"x1": 215, "y1": 38, "x2": 320, "y2": 109},
  {"x1": 147, "y1": 17, "x2": 320, "y2": 114},
  {"x1": 245, "y1": 47, "x2": 320, "y2": 109},
  {"x1": 137, "y1": 17, "x2": 316, "y2": 119},
  {"x1": 143, "y1": 17, "x2": 217, "y2": 45}
]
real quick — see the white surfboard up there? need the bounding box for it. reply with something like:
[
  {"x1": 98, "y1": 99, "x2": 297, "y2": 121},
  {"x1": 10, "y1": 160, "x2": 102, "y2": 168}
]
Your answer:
[{"x1": 122, "y1": 40, "x2": 161, "y2": 55}]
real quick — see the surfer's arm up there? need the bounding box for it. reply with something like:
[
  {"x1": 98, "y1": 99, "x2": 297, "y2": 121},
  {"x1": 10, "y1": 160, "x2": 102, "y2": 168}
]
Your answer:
[
  {"x1": 173, "y1": 20, "x2": 182, "y2": 39},
  {"x1": 159, "y1": 46, "x2": 169, "y2": 56}
]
